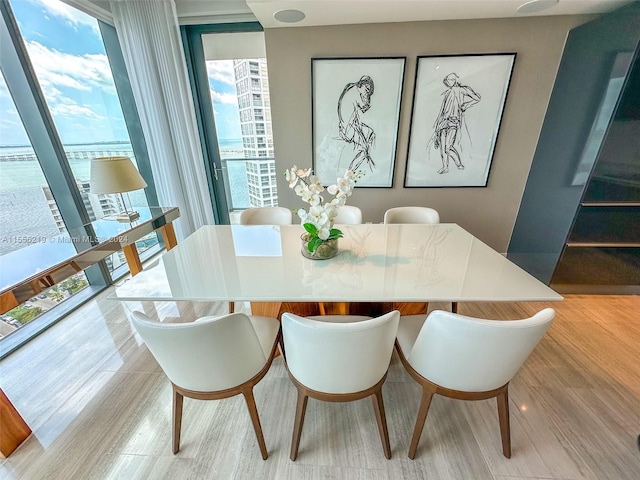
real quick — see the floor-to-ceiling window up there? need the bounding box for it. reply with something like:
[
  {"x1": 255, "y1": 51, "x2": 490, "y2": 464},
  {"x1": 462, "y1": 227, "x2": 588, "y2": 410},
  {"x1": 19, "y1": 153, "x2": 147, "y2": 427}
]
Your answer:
[
  {"x1": 0, "y1": 0, "x2": 158, "y2": 355},
  {"x1": 183, "y1": 25, "x2": 278, "y2": 224},
  {"x1": 9, "y1": 0, "x2": 159, "y2": 272},
  {"x1": 0, "y1": 70, "x2": 91, "y2": 334}
]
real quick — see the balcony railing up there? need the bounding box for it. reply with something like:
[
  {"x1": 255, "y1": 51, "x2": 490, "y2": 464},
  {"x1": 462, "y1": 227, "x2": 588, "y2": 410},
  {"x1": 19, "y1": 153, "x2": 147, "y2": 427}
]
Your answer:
[{"x1": 219, "y1": 156, "x2": 278, "y2": 212}]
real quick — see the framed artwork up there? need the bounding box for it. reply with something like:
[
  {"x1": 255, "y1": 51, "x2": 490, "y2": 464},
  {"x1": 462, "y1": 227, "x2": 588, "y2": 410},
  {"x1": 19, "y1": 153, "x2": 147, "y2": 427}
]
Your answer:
[
  {"x1": 312, "y1": 57, "x2": 406, "y2": 188},
  {"x1": 404, "y1": 53, "x2": 516, "y2": 187}
]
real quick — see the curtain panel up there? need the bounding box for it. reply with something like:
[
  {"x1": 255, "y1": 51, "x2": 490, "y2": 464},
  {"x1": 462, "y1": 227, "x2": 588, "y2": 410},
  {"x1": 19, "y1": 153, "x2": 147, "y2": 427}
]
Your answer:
[{"x1": 110, "y1": 0, "x2": 215, "y2": 239}]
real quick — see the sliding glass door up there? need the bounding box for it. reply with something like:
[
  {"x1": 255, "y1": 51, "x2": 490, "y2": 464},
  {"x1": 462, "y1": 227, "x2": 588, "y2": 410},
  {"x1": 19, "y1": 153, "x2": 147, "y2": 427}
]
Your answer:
[{"x1": 183, "y1": 24, "x2": 278, "y2": 224}]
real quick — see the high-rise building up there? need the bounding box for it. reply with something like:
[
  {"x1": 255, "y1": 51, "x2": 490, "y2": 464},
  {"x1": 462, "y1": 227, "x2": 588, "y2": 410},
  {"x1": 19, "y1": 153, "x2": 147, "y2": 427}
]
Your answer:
[
  {"x1": 42, "y1": 180, "x2": 125, "y2": 233},
  {"x1": 42, "y1": 181, "x2": 127, "y2": 270},
  {"x1": 233, "y1": 59, "x2": 277, "y2": 207}
]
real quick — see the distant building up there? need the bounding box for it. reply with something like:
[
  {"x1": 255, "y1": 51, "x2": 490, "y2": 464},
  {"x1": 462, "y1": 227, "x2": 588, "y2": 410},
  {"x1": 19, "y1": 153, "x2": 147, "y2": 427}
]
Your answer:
[
  {"x1": 233, "y1": 59, "x2": 277, "y2": 207},
  {"x1": 42, "y1": 180, "x2": 125, "y2": 232},
  {"x1": 42, "y1": 180, "x2": 127, "y2": 270}
]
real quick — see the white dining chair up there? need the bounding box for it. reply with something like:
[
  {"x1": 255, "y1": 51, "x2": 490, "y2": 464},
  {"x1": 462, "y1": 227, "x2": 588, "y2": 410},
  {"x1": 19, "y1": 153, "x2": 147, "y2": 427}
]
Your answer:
[
  {"x1": 281, "y1": 310, "x2": 400, "y2": 460},
  {"x1": 130, "y1": 311, "x2": 281, "y2": 459},
  {"x1": 383, "y1": 206, "x2": 440, "y2": 225},
  {"x1": 317, "y1": 206, "x2": 362, "y2": 315},
  {"x1": 235, "y1": 206, "x2": 292, "y2": 313},
  {"x1": 334, "y1": 205, "x2": 363, "y2": 224},
  {"x1": 240, "y1": 206, "x2": 292, "y2": 225},
  {"x1": 395, "y1": 308, "x2": 555, "y2": 459},
  {"x1": 383, "y1": 206, "x2": 454, "y2": 314}
]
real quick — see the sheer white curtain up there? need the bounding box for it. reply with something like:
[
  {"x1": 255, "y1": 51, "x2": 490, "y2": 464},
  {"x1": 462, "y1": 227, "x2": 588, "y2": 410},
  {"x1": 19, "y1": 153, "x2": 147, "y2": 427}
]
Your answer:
[{"x1": 109, "y1": 0, "x2": 215, "y2": 240}]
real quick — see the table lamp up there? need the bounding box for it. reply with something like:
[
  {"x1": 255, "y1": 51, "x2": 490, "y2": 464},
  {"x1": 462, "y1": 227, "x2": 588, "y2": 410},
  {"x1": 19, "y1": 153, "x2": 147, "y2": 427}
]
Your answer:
[{"x1": 90, "y1": 156, "x2": 147, "y2": 222}]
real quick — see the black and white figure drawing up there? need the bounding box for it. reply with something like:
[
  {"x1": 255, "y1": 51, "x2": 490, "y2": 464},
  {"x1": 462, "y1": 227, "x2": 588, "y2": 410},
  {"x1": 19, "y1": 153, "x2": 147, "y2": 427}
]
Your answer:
[
  {"x1": 405, "y1": 54, "x2": 516, "y2": 187},
  {"x1": 313, "y1": 57, "x2": 405, "y2": 187},
  {"x1": 431, "y1": 73, "x2": 481, "y2": 174},
  {"x1": 337, "y1": 75, "x2": 376, "y2": 172}
]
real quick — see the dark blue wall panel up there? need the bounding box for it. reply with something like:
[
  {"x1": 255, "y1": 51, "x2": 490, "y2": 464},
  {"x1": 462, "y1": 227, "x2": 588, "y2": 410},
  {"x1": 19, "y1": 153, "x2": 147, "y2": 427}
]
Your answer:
[{"x1": 507, "y1": 3, "x2": 640, "y2": 285}]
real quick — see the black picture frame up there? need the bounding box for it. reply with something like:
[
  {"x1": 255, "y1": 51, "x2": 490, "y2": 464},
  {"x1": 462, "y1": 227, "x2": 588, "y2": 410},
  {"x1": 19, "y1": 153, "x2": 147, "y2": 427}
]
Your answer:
[
  {"x1": 404, "y1": 53, "x2": 516, "y2": 188},
  {"x1": 312, "y1": 57, "x2": 406, "y2": 188}
]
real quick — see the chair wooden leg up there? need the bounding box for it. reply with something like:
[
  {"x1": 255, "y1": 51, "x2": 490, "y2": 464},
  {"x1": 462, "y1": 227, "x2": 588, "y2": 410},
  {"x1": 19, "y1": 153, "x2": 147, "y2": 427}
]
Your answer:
[
  {"x1": 408, "y1": 385, "x2": 436, "y2": 459},
  {"x1": 290, "y1": 389, "x2": 309, "y2": 461},
  {"x1": 497, "y1": 386, "x2": 511, "y2": 458},
  {"x1": 278, "y1": 335, "x2": 286, "y2": 360},
  {"x1": 371, "y1": 386, "x2": 392, "y2": 459},
  {"x1": 229, "y1": 301, "x2": 234, "y2": 313},
  {"x1": 172, "y1": 388, "x2": 184, "y2": 454},
  {"x1": 452, "y1": 302, "x2": 458, "y2": 313},
  {"x1": 242, "y1": 388, "x2": 268, "y2": 460}
]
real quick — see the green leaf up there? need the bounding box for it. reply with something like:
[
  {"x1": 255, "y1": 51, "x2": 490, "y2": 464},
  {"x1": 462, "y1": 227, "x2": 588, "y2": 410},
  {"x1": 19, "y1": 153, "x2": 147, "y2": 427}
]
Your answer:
[
  {"x1": 328, "y1": 228, "x2": 343, "y2": 239},
  {"x1": 303, "y1": 223, "x2": 317, "y2": 235},
  {"x1": 308, "y1": 237, "x2": 322, "y2": 253}
]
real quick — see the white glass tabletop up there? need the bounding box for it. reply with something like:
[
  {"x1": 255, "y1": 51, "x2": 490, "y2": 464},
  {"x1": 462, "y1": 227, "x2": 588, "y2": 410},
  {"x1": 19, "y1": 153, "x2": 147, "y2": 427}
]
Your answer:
[{"x1": 111, "y1": 224, "x2": 562, "y2": 303}]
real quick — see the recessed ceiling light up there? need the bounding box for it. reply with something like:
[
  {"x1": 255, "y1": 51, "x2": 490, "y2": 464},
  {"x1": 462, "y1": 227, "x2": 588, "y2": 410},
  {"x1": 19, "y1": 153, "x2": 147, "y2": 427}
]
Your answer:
[
  {"x1": 517, "y1": 0, "x2": 559, "y2": 14},
  {"x1": 273, "y1": 9, "x2": 305, "y2": 23}
]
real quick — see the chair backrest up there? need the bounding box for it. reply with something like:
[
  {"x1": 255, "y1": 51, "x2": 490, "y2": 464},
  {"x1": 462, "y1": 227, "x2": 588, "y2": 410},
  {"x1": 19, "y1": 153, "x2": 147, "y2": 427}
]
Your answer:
[
  {"x1": 131, "y1": 312, "x2": 268, "y2": 392},
  {"x1": 282, "y1": 310, "x2": 400, "y2": 394},
  {"x1": 384, "y1": 206, "x2": 440, "y2": 224},
  {"x1": 408, "y1": 308, "x2": 555, "y2": 392},
  {"x1": 334, "y1": 205, "x2": 363, "y2": 225},
  {"x1": 240, "y1": 207, "x2": 292, "y2": 225}
]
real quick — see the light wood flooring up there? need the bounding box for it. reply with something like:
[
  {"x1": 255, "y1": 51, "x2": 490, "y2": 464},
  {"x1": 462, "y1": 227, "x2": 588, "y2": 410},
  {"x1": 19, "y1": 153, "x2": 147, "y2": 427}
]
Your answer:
[{"x1": 0, "y1": 292, "x2": 639, "y2": 479}]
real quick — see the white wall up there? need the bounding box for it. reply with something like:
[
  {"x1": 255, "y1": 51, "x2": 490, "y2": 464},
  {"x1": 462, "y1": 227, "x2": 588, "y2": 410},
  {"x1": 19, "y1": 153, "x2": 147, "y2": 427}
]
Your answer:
[{"x1": 264, "y1": 15, "x2": 592, "y2": 252}]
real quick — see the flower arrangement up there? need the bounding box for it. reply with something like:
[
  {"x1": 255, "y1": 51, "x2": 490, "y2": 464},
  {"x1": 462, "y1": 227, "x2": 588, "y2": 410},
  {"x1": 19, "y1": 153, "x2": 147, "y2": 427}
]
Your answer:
[{"x1": 285, "y1": 166, "x2": 358, "y2": 255}]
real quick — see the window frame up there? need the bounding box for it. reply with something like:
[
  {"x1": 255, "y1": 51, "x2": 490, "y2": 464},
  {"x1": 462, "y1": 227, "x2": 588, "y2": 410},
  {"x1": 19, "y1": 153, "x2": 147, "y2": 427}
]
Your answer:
[{"x1": 0, "y1": 1, "x2": 159, "y2": 357}]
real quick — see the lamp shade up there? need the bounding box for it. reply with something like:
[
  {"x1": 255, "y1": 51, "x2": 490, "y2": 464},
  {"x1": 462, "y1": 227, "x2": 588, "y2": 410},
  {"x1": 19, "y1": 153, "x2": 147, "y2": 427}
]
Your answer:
[{"x1": 90, "y1": 156, "x2": 147, "y2": 194}]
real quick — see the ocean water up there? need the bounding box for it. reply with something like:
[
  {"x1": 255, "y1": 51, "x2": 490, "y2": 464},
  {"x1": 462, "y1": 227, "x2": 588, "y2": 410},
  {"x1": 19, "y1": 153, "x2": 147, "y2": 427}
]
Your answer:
[{"x1": 0, "y1": 141, "x2": 249, "y2": 255}]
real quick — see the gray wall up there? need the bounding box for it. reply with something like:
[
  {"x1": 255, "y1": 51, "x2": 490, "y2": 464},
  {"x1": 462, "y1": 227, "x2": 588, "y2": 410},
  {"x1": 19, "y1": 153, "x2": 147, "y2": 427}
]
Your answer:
[{"x1": 264, "y1": 15, "x2": 591, "y2": 252}]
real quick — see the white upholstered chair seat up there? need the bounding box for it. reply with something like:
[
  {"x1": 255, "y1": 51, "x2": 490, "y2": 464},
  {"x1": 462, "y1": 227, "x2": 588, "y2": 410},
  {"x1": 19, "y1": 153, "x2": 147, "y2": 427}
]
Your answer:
[
  {"x1": 396, "y1": 308, "x2": 555, "y2": 459},
  {"x1": 282, "y1": 310, "x2": 400, "y2": 460},
  {"x1": 240, "y1": 206, "x2": 292, "y2": 225},
  {"x1": 284, "y1": 312, "x2": 398, "y2": 394},
  {"x1": 195, "y1": 314, "x2": 280, "y2": 359},
  {"x1": 131, "y1": 311, "x2": 280, "y2": 459},
  {"x1": 318, "y1": 206, "x2": 362, "y2": 315},
  {"x1": 236, "y1": 206, "x2": 292, "y2": 314},
  {"x1": 382, "y1": 206, "x2": 456, "y2": 315},
  {"x1": 307, "y1": 314, "x2": 371, "y2": 323},
  {"x1": 334, "y1": 205, "x2": 363, "y2": 224},
  {"x1": 383, "y1": 206, "x2": 440, "y2": 224}
]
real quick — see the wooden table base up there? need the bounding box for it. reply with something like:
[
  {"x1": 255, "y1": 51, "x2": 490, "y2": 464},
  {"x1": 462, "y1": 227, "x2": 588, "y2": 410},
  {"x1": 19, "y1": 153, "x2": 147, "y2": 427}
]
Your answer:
[
  {"x1": 249, "y1": 302, "x2": 429, "y2": 319},
  {"x1": 0, "y1": 388, "x2": 31, "y2": 458}
]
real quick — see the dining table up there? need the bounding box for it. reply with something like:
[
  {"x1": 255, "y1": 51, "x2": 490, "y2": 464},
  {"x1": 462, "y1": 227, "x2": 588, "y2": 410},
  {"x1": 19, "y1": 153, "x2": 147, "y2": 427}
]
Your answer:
[{"x1": 110, "y1": 223, "x2": 562, "y2": 317}]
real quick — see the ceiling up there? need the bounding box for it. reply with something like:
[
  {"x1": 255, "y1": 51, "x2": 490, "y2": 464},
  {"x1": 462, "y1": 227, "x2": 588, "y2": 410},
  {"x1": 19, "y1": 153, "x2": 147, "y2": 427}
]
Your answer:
[
  {"x1": 76, "y1": 0, "x2": 633, "y2": 26},
  {"x1": 243, "y1": 0, "x2": 632, "y2": 28}
]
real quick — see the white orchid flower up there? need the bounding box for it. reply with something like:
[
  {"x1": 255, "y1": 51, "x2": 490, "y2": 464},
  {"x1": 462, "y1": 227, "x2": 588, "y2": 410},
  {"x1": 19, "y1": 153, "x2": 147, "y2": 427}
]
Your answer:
[
  {"x1": 331, "y1": 195, "x2": 347, "y2": 207},
  {"x1": 297, "y1": 167, "x2": 312, "y2": 178},
  {"x1": 286, "y1": 165, "x2": 362, "y2": 254},
  {"x1": 336, "y1": 177, "x2": 354, "y2": 196},
  {"x1": 317, "y1": 227, "x2": 331, "y2": 240},
  {"x1": 343, "y1": 169, "x2": 356, "y2": 180},
  {"x1": 285, "y1": 167, "x2": 298, "y2": 188},
  {"x1": 307, "y1": 176, "x2": 324, "y2": 193},
  {"x1": 324, "y1": 203, "x2": 338, "y2": 219},
  {"x1": 308, "y1": 204, "x2": 329, "y2": 226},
  {"x1": 301, "y1": 189, "x2": 321, "y2": 206}
]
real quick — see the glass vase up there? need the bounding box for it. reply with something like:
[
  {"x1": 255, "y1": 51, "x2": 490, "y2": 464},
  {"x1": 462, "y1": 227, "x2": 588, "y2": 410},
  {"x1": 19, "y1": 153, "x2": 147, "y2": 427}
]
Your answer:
[{"x1": 300, "y1": 234, "x2": 339, "y2": 260}]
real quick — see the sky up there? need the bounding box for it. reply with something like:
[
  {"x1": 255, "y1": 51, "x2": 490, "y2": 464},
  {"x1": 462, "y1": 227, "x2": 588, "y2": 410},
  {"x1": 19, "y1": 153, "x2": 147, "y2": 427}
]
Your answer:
[{"x1": 0, "y1": 0, "x2": 242, "y2": 148}]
